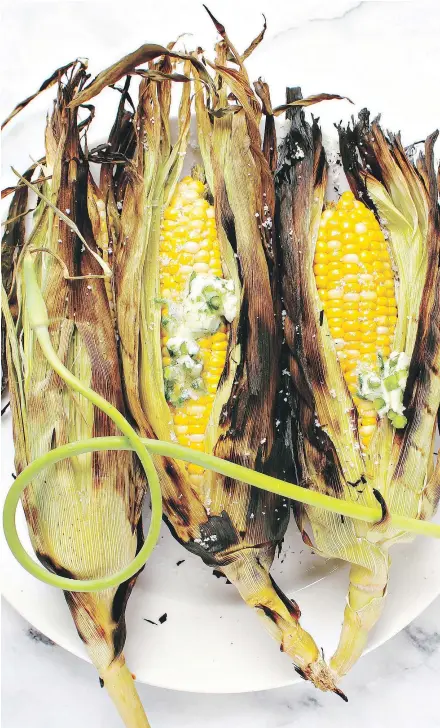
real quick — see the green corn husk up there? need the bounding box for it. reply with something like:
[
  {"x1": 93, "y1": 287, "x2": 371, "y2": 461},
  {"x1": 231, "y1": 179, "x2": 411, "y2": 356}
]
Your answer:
[
  {"x1": 2, "y1": 63, "x2": 150, "y2": 727},
  {"x1": 276, "y1": 91, "x2": 440, "y2": 686},
  {"x1": 82, "y1": 18, "x2": 342, "y2": 691}
]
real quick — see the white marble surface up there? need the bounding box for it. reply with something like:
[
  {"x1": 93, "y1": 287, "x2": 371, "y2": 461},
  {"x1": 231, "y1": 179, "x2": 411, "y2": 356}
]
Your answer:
[
  {"x1": 2, "y1": 596, "x2": 440, "y2": 728},
  {"x1": 2, "y1": 1, "x2": 440, "y2": 726}
]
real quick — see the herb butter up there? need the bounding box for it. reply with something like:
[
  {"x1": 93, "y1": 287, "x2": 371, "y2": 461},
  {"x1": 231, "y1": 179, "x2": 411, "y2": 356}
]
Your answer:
[{"x1": 161, "y1": 274, "x2": 237, "y2": 406}]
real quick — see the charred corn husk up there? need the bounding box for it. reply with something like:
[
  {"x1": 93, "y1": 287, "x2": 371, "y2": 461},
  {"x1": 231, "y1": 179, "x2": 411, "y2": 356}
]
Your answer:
[
  {"x1": 2, "y1": 63, "x2": 149, "y2": 727},
  {"x1": 84, "y1": 23, "x2": 338, "y2": 692},
  {"x1": 277, "y1": 91, "x2": 440, "y2": 687}
]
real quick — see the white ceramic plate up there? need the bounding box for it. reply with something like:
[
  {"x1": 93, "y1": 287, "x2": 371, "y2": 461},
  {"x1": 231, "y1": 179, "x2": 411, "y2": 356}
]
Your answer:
[
  {"x1": 2, "y1": 399, "x2": 439, "y2": 694},
  {"x1": 1, "y1": 3, "x2": 440, "y2": 693}
]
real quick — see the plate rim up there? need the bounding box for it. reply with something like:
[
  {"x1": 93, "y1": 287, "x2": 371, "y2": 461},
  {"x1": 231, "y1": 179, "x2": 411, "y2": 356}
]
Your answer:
[{"x1": 2, "y1": 575, "x2": 440, "y2": 694}]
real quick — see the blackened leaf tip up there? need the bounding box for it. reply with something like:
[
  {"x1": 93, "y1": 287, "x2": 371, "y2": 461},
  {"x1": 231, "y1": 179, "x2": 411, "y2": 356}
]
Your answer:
[{"x1": 203, "y1": 5, "x2": 226, "y2": 36}]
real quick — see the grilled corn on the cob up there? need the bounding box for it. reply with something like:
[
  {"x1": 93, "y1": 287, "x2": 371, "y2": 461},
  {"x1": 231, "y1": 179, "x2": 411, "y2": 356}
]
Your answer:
[
  {"x1": 87, "y1": 28, "x2": 340, "y2": 692},
  {"x1": 277, "y1": 91, "x2": 440, "y2": 688}
]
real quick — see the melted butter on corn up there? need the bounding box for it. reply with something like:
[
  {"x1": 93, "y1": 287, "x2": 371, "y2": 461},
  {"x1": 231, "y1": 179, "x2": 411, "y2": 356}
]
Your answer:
[
  {"x1": 313, "y1": 190, "x2": 398, "y2": 450},
  {"x1": 160, "y1": 176, "x2": 231, "y2": 485}
]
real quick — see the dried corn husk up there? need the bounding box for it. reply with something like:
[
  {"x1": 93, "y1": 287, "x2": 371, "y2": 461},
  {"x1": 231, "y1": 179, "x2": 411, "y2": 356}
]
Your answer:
[
  {"x1": 2, "y1": 62, "x2": 149, "y2": 727},
  {"x1": 276, "y1": 92, "x2": 440, "y2": 686}
]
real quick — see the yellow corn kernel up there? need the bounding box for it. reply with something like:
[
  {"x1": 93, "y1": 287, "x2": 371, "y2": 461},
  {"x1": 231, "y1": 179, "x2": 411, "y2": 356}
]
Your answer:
[
  {"x1": 211, "y1": 353, "x2": 227, "y2": 366},
  {"x1": 314, "y1": 253, "x2": 329, "y2": 264},
  {"x1": 164, "y1": 207, "x2": 180, "y2": 221},
  {"x1": 175, "y1": 425, "x2": 189, "y2": 435},
  {"x1": 313, "y1": 190, "x2": 397, "y2": 448},
  {"x1": 178, "y1": 253, "x2": 194, "y2": 266},
  {"x1": 188, "y1": 434, "x2": 205, "y2": 444},
  {"x1": 212, "y1": 341, "x2": 228, "y2": 351},
  {"x1": 190, "y1": 441, "x2": 205, "y2": 452},
  {"x1": 193, "y1": 395, "x2": 213, "y2": 406},
  {"x1": 315, "y1": 275, "x2": 328, "y2": 288},
  {"x1": 326, "y1": 307, "x2": 344, "y2": 319},
  {"x1": 359, "y1": 424, "x2": 376, "y2": 438},
  {"x1": 328, "y1": 317, "x2": 344, "y2": 327},
  {"x1": 189, "y1": 417, "x2": 210, "y2": 431},
  {"x1": 360, "y1": 342, "x2": 377, "y2": 354},
  {"x1": 344, "y1": 278, "x2": 362, "y2": 293},
  {"x1": 328, "y1": 264, "x2": 343, "y2": 278},
  {"x1": 189, "y1": 424, "x2": 206, "y2": 435},
  {"x1": 188, "y1": 463, "x2": 205, "y2": 475},
  {"x1": 342, "y1": 359, "x2": 357, "y2": 372},
  {"x1": 359, "y1": 406, "x2": 377, "y2": 418},
  {"x1": 345, "y1": 331, "x2": 361, "y2": 343},
  {"x1": 342, "y1": 320, "x2": 359, "y2": 333},
  {"x1": 198, "y1": 337, "x2": 212, "y2": 349},
  {"x1": 345, "y1": 370, "x2": 360, "y2": 385},
  {"x1": 203, "y1": 372, "x2": 220, "y2": 384}
]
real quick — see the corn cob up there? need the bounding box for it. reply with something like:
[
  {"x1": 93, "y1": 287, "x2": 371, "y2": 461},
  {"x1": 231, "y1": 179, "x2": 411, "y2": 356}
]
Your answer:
[
  {"x1": 277, "y1": 90, "x2": 440, "y2": 688},
  {"x1": 313, "y1": 190, "x2": 399, "y2": 449},
  {"x1": 2, "y1": 63, "x2": 149, "y2": 727},
  {"x1": 159, "y1": 176, "x2": 229, "y2": 485}
]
